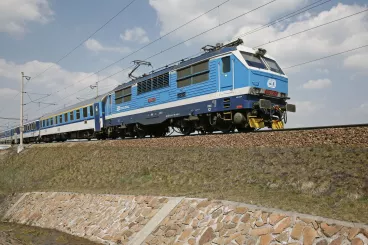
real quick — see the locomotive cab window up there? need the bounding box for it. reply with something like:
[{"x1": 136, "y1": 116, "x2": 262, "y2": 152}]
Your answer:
[
  {"x1": 241, "y1": 52, "x2": 267, "y2": 69},
  {"x1": 222, "y1": 56, "x2": 231, "y2": 73},
  {"x1": 263, "y1": 57, "x2": 285, "y2": 75}
]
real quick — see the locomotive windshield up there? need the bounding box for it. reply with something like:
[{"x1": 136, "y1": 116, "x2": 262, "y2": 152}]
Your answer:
[
  {"x1": 241, "y1": 52, "x2": 267, "y2": 69},
  {"x1": 240, "y1": 51, "x2": 285, "y2": 75},
  {"x1": 263, "y1": 57, "x2": 284, "y2": 75}
]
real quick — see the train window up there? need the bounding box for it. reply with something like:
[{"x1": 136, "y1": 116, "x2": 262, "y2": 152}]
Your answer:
[
  {"x1": 240, "y1": 52, "x2": 267, "y2": 69},
  {"x1": 50, "y1": 118, "x2": 53, "y2": 126},
  {"x1": 65, "y1": 113, "x2": 68, "y2": 123},
  {"x1": 76, "y1": 110, "x2": 80, "y2": 120},
  {"x1": 222, "y1": 57, "x2": 231, "y2": 73},
  {"x1": 70, "y1": 111, "x2": 74, "y2": 121},
  {"x1": 192, "y1": 61, "x2": 209, "y2": 74},
  {"x1": 59, "y1": 115, "x2": 63, "y2": 124},
  {"x1": 83, "y1": 107, "x2": 88, "y2": 118},
  {"x1": 89, "y1": 106, "x2": 94, "y2": 116},
  {"x1": 115, "y1": 90, "x2": 124, "y2": 98},
  {"x1": 177, "y1": 60, "x2": 209, "y2": 88},
  {"x1": 115, "y1": 98, "x2": 123, "y2": 104},
  {"x1": 56, "y1": 116, "x2": 59, "y2": 124},
  {"x1": 177, "y1": 78, "x2": 191, "y2": 88},
  {"x1": 263, "y1": 57, "x2": 285, "y2": 75},
  {"x1": 177, "y1": 67, "x2": 191, "y2": 79},
  {"x1": 123, "y1": 95, "x2": 132, "y2": 102},
  {"x1": 192, "y1": 73, "x2": 209, "y2": 84},
  {"x1": 115, "y1": 86, "x2": 132, "y2": 103}
]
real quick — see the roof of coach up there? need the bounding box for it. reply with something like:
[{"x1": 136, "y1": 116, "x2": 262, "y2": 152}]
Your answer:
[
  {"x1": 113, "y1": 46, "x2": 237, "y2": 92},
  {"x1": 41, "y1": 92, "x2": 109, "y2": 119}
]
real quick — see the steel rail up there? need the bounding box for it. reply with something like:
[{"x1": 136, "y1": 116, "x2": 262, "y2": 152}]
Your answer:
[{"x1": 4, "y1": 123, "x2": 366, "y2": 148}]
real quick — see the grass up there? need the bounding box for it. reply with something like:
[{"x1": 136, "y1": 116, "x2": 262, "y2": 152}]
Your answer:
[
  {"x1": 0, "y1": 144, "x2": 367, "y2": 224},
  {"x1": 0, "y1": 222, "x2": 100, "y2": 245}
]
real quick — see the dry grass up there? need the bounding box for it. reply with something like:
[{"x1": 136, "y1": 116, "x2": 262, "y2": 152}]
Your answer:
[
  {"x1": 0, "y1": 222, "x2": 100, "y2": 245},
  {"x1": 0, "y1": 144, "x2": 367, "y2": 224}
]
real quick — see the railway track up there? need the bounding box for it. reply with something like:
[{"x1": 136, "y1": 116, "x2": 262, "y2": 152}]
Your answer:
[{"x1": 7, "y1": 122, "x2": 365, "y2": 149}]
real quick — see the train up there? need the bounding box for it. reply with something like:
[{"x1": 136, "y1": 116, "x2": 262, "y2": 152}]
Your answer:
[{"x1": 0, "y1": 39, "x2": 296, "y2": 144}]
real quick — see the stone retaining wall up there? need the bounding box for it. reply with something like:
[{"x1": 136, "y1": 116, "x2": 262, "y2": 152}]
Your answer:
[{"x1": 1, "y1": 192, "x2": 367, "y2": 245}]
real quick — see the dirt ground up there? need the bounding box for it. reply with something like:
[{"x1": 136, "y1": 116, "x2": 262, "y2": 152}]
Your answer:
[
  {"x1": 0, "y1": 222, "x2": 100, "y2": 245},
  {"x1": 0, "y1": 141, "x2": 367, "y2": 224}
]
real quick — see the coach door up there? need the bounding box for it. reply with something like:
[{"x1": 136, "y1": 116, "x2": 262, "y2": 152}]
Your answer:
[
  {"x1": 93, "y1": 102, "x2": 101, "y2": 132},
  {"x1": 218, "y1": 56, "x2": 234, "y2": 92}
]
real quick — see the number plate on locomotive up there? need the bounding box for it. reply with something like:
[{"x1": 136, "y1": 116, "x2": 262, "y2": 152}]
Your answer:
[{"x1": 264, "y1": 90, "x2": 278, "y2": 96}]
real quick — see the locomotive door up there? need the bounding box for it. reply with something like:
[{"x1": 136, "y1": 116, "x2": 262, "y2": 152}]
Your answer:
[
  {"x1": 219, "y1": 56, "x2": 234, "y2": 92},
  {"x1": 93, "y1": 102, "x2": 101, "y2": 132}
]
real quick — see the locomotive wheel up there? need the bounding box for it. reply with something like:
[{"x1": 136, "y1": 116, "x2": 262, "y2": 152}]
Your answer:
[
  {"x1": 153, "y1": 129, "x2": 167, "y2": 138},
  {"x1": 134, "y1": 124, "x2": 146, "y2": 138},
  {"x1": 180, "y1": 126, "x2": 193, "y2": 136},
  {"x1": 136, "y1": 130, "x2": 146, "y2": 138},
  {"x1": 217, "y1": 123, "x2": 235, "y2": 134},
  {"x1": 179, "y1": 120, "x2": 194, "y2": 136}
]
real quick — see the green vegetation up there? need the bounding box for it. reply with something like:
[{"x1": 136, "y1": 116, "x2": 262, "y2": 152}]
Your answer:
[{"x1": 0, "y1": 144, "x2": 367, "y2": 224}]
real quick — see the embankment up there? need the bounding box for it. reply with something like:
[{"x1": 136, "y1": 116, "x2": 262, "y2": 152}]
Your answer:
[
  {"x1": 1, "y1": 127, "x2": 368, "y2": 223},
  {"x1": 1, "y1": 192, "x2": 368, "y2": 245}
]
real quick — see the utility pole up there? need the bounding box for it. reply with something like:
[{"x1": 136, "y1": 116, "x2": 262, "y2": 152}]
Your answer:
[
  {"x1": 18, "y1": 72, "x2": 31, "y2": 153},
  {"x1": 19, "y1": 72, "x2": 24, "y2": 152}
]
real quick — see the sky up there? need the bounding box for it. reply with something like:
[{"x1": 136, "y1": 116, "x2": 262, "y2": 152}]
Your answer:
[{"x1": 0, "y1": 0, "x2": 367, "y2": 130}]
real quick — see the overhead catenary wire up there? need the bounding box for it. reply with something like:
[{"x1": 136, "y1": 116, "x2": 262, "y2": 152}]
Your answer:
[
  {"x1": 2, "y1": 0, "x2": 340, "y2": 122},
  {"x1": 20, "y1": 0, "x2": 362, "y2": 119},
  {"x1": 235, "y1": 0, "x2": 333, "y2": 39},
  {"x1": 81, "y1": 0, "x2": 333, "y2": 88},
  {"x1": 253, "y1": 8, "x2": 368, "y2": 48},
  {"x1": 27, "y1": 0, "x2": 138, "y2": 84},
  {"x1": 29, "y1": 0, "x2": 278, "y2": 115},
  {"x1": 32, "y1": 51, "x2": 205, "y2": 115},
  {"x1": 37, "y1": 43, "x2": 368, "y2": 119},
  {"x1": 13, "y1": 0, "x2": 234, "y2": 116},
  {"x1": 283, "y1": 44, "x2": 368, "y2": 70},
  {"x1": 0, "y1": 0, "x2": 137, "y2": 114},
  {"x1": 23, "y1": 1, "x2": 364, "y2": 117}
]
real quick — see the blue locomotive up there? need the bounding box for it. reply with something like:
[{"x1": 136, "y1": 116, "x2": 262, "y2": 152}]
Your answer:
[{"x1": 0, "y1": 39, "x2": 296, "y2": 143}]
